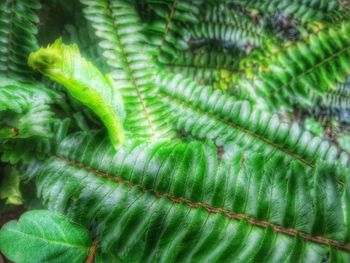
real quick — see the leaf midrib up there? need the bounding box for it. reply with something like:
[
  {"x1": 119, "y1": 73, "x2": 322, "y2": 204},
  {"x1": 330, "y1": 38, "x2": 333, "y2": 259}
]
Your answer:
[
  {"x1": 198, "y1": 19, "x2": 265, "y2": 39},
  {"x1": 262, "y1": 38, "x2": 350, "y2": 95},
  {"x1": 4, "y1": 228, "x2": 90, "y2": 250},
  {"x1": 157, "y1": 0, "x2": 178, "y2": 56},
  {"x1": 105, "y1": 0, "x2": 158, "y2": 137},
  {"x1": 165, "y1": 61, "x2": 235, "y2": 72},
  {"x1": 161, "y1": 92, "x2": 315, "y2": 168},
  {"x1": 57, "y1": 155, "x2": 350, "y2": 252},
  {"x1": 3, "y1": 0, "x2": 16, "y2": 76}
]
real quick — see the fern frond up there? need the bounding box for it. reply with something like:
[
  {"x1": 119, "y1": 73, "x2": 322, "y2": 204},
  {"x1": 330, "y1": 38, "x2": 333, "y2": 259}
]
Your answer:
[
  {"x1": 24, "y1": 131, "x2": 350, "y2": 262},
  {"x1": 320, "y1": 77, "x2": 350, "y2": 109},
  {"x1": 161, "y1": 48, "x2": 240, "y2": 88},
  {"x1": 1, "y1": 119, "x2": 70, "y2": 165},
  {"x1": 231, "y1": 0, "x2": 341, "y2": 23},
  {"x1": 80, "y1": 0, "x2": 174, "y2": 141},
  {"x1": 63, "y1": 8, "x2": 109, "y2": 73},
  {"x1": 28, "y1": 39, "x2": 126, "y2": 148},
  {"x1": 309, "y1": 77, "x2": 350, "y2": 123},
  {"x1": 0, "y1": 78, "x2": 60, "y2": 139},
  {"x1": 189, "y1": 4, "x2": 270, "y2": 50},
  {"x1": 145, "y1": 0, "x2": 202, "y2": 63},
  {"x1": 239, "y1": 21, "x2": 350, "y2": 110},
  {"x1": 2, "y1": 2, "x2": 350, "y2": 261},
  {"x1": 158, "y1": 73, "x2": 349, "y2": 167},
  {"x1": 39, "y1": 78, "x2": 103, "y2": 132},
  {"x1": 0, "y1": 0, "x2": 41, "y2": 80}
]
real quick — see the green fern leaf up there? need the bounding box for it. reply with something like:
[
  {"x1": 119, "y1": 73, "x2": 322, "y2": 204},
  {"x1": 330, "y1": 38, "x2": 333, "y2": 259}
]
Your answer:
[
  {"x1": 189, "y1": 4, "x2": 270, "y2": 50},
  {"x1": 320, "y1": 77, "x2": 350, "y2": 110},
  {"x1": 161, "y1": 47, "x2": 241, "y2": 88},
  {"x1": 23, "y1": 131, "x2": 350, "y2": 262},
  {"x1": 231, "y1": 0, "x2": 341, "y2": 23},
  {"x1": 239, "y1": 21, "x2": 350, "y2": 110},
  {"x1": 0, "y1": 119, "x2": 70, "y2": 165},
  {"x1": 158, "y1": 73, "x2": 349, "y2": 167},
  {"x1": 310, "y1": 77, "x2": 350, "y2": 123},
  {"x1": 0, "y1": 0, "x2": 41, "y2": 80},
  {"x1": 0, "y1": 78, "x2": 59, "y2": 139},
  {"x1": 145, "y1": 0, "x2": 202, "y2": 63},
  {"x1": 2, "y1": 2, "x2": 350, "y2": 262},
  {"x1": 80, "y1": 0, "x2": 174, "y2": 141}
]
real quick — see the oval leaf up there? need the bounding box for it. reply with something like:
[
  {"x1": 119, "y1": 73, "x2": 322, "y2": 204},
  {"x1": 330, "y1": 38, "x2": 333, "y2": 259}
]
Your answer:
[{"x1": 0, "y1": 210, "x2": 92, "y2": 263}]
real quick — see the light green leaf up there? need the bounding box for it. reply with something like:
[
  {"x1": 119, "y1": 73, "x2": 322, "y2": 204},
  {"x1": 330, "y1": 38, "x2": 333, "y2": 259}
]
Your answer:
[
  {"x1": 0, "y1": 167, "x2": 22, "y2": 205},
  {"x1": 28, "y1": 39, "x2": 125, "y2": 148}
]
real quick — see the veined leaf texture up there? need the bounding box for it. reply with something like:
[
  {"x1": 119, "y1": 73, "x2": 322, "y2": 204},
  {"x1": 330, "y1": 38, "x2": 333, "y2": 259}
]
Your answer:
[{"x1": 1, "y1": 0, "x2": 350, "y2": 262}]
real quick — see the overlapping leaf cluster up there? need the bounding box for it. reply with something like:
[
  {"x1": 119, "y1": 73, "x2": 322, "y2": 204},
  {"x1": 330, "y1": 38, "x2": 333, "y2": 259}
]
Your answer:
[{"x1": 1, "y1": 0, "x2": 350, "y2": 262}]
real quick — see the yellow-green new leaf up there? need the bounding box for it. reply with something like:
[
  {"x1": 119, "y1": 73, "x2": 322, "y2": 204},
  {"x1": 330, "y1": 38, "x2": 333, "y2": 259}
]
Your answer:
[
  {"x1": 0, "y1": 167, "x2": 22, "y2": 205},
  {"x1": 28, "y1": 39, "x2": 126, "y2": 148}
]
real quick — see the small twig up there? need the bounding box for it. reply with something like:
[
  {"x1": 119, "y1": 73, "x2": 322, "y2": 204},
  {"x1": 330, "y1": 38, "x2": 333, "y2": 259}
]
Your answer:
[{"x1": 85, "y1": 240, "x2": 98, "y2": 263}]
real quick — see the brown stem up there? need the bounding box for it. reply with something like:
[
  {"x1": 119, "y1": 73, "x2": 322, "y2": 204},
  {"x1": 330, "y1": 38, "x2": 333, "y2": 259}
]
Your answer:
[{"x1": 85, "y1": 240, "x2": 98, "y2": 263}]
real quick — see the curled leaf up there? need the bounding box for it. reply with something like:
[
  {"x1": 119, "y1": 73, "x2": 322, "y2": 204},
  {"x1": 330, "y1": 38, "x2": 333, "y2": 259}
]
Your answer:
[{"x1": 28, "y1": 39, "x2": 126, "y2": 148}]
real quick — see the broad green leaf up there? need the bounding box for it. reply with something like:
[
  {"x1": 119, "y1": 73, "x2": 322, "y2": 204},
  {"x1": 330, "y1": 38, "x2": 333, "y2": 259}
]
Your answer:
[
  {"x1": 0, "y1": 210, "x2": 92, "y2": 263},
  {"x1": 28, "y1": 39, "x2": 125, "y2": 148}
]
